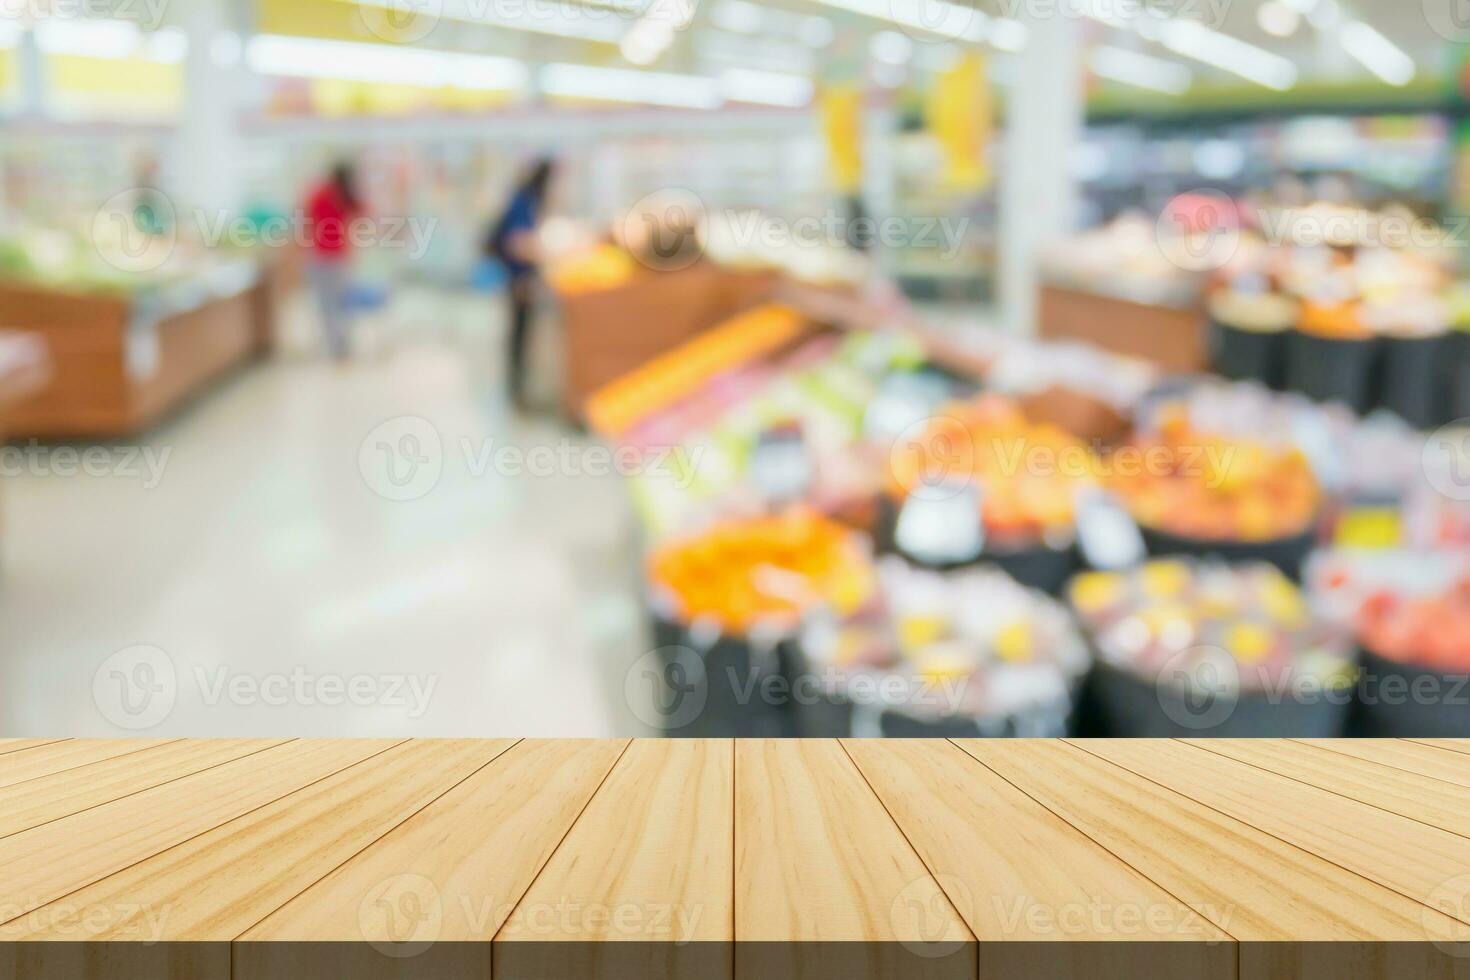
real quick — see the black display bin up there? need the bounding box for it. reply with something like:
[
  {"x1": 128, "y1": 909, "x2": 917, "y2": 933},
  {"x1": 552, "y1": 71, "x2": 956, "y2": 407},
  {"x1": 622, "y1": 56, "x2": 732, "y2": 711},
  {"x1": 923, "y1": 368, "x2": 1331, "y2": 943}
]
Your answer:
[
  {"x1": 1285, "y1": 331, "x2": 1379, "y2": 415},
  {"x1": 1352, "y1": 646, "x2": 1470, "y2": 737},
  {"x1": 648, "y1": 615, "x2": 799, "y2": 737},
  {"x1": 1379, "y1": 333, "x2": 1452, "y2": 430},
  {"x1": 1212, "y1": 319, "x2": 1288, "y2": 391},
  {"x1": 1139, "y1": 524, "x2": 1318, "y2": 582},
  {"x1": 788, "y1": 684, "x2": 1077, "y2": 738},
  {"x1": 1450, "y1": 331, "x2": 1470, "y2": 422},
  {"x1": 1086, "y1": 659, "x2": 1353, "y2": 737}
]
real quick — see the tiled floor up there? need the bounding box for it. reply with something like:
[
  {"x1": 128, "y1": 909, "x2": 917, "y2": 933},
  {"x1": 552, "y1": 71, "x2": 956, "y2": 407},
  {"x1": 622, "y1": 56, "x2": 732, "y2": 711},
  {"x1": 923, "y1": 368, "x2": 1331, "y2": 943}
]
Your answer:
[{"x1": 0, "y1": 288, "x2": 652, "y2": 736}]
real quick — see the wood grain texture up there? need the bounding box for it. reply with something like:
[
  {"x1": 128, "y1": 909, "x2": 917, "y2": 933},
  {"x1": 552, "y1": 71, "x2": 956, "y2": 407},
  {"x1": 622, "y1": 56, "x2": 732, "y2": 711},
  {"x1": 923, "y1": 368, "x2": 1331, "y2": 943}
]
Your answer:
[
  {"x1": 846, "y1": 739, "x2": 1225, "y2": 942},
  {"x1": 1074, "y1": 739, "x2": 1470, "y2": 926},
  {"x1": 847, "y1": 739, "x2": 1233, "y2": 980},
  {"x1": 0, "y1": 739, "x2": 67, "y2": 758},
  {"x1": 0, "y1": 740, "x2": 177, "y2": 790},
  {"x1": 734, "y1": 739, "x2": 974, "y2": 980},
  {"x1": 1294, "y1": 739, "x2": 1470, "y2": 788},
  {"x1": 0, "y1": 738, "x2": 291, "y2": 840},
  {"x1": 495, "y1": 739, "x2": 731, "y2": 980},
  {"x1": 735, "y1": 739, "x2": 966, "y2": 943},
  {"x1": 1190, "y1": 739, "x2": 1470, "y2": 839},
  {"x1": 242, "y1": 739, "x2": 618, "y2": 941},
  {"x1": 0, "y1": 739, "x2": 402, "y2": 932},
  {"x1": 0, "y1": 737, "x2": 1465, "y2": 980},
  {"x1": 12, "y1": 740, "x2": 516, "y2": 942},
  {"x1": 953, "y1": 739, "x2": 1470, "y2": 979},
  {"x1": 499, "y1": 739, "x2": 729, "y2": 943},
  {"x1": 1409, "y1": 739, "x2": 1470, "y2": 759}
]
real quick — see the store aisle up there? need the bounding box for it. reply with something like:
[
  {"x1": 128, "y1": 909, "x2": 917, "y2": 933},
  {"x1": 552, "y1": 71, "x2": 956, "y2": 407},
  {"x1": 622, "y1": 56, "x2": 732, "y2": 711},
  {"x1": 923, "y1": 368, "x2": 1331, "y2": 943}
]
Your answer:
[{"x1": 0, "y1": 289, "x2": 651, "y2": 737}]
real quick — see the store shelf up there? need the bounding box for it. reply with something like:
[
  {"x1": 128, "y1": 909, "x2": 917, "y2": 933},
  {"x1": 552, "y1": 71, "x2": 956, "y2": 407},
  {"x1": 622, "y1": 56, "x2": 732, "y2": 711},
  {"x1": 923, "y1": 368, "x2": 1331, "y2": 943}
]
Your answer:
[{"x1": 1, "y1": 738, "x2": 1469, "y2": 978}]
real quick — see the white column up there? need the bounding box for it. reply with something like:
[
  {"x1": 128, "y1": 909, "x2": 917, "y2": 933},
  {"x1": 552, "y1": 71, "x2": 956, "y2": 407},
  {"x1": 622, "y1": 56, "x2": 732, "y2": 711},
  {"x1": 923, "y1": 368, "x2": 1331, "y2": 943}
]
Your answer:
[
  {"x1": 998, "y1": 15, "x2": 1084, "y2": 334},
  {"x1": 16, "y1": 26, "x2": 48, "y2": 118},
  {"x1": 174, "y1": 0, "x2": 246, "y2": 214}
]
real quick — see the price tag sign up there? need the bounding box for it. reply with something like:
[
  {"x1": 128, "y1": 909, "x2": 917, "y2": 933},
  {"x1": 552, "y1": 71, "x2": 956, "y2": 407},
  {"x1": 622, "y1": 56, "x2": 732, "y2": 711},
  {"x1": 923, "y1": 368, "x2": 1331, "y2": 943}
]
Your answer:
[
  {"x1": 750, "y1": 426, "x2": 812, "y2": 504},
  {"x1": 862, "y1": 372, "x2": 951, "y2": 443},
  {"x1": 895, "y1": 480, "x2": 984, "y2": 567},
  {"x1": 1076, "y1": 491, "x2": 1145, "y2": 571}
]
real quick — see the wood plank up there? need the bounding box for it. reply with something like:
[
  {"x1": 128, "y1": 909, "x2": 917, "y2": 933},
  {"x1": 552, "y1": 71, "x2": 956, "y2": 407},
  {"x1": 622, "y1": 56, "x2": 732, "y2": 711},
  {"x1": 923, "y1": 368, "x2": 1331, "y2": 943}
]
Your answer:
[
  {"x1": 735, "y1": 739, "x2": 974, "y2": 980},
  {"x1": 0, "y1": 739, "x2": 176, "y2": 790},
  {"x1": 11, "y1": 740, "x2": 517, "y2": 942},
  {"x1": 846, "y1": 740, "x2": 1233, "y2": 980},
  {"x1": 237, "y1": 739, "x2": 622, "y2": 980},
  {"x1": 495, "y1": 740, "x2": 731, "y2": 980},
  {"x1": 1293, "y1": 739, "x2": 1470, "y2": 788},
  {"x1": 1190, "y1": 739, "x2": 1470, "y2": 839},
  {"x1": 0, "y1": 739, "x2": 403, "y2": 931},
  {"x1": 954, "y1": 739, "x2": 1466, "y2": 980},
  {"x1": 1073, "y1": 739, "x2": 1470, "y2": 924},
  {"x1": 0, "y1": 739, "x2": 68, "y2": 758},
  {"x1": 1409, "y1": 740, "x2": 1470, "y2": 759},
  {"x1": 0, "y1": 738, "x2": 292, "y2": 839}
]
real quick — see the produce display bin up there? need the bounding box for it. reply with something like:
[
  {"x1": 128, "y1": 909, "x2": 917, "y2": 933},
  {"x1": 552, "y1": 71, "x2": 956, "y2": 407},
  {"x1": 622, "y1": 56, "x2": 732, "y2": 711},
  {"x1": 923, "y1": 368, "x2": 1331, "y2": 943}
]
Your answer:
[
  {"x1": 1353, "y1": 647, "x2": 1470, "y2": 737},
  {"x1": 1378, "y1": 333, "x2": 1452, "y2": 430},
  {"x1": 556, "y1": 263, "x2": 780, "y2": 420},
  {"x1": 648, "y1": 615, "x2": 798, "y2": 738},
  {"x1": 1038, "y1": 283, "x2": 1208, "y2": 373},
  {"x1": 1211, "y1": 319, "x2": 1288, "y2": 391},
  {"x1": 1450, "y1": 331, "x2": 1470, "y2": 422},
  {"x1": 1086, "y1": 659, "x2": 1353, "y2": 737},
  {"x1": 1284, "y1": 331, "x2": 1378, "y2": 415},
  {"x1": 0, "y1": 261, "x2": 267, "y2": 439},
  {"x1": 1140, "y1": 524, "x2": 1318, "y2": 582}
]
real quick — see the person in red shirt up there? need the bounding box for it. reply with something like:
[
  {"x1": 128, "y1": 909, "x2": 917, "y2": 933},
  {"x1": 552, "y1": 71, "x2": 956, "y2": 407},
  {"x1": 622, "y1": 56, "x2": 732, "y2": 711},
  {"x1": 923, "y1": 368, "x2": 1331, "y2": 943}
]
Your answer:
[{"x1": 304, "y1": 164, "x2": 361, "y2": 361}]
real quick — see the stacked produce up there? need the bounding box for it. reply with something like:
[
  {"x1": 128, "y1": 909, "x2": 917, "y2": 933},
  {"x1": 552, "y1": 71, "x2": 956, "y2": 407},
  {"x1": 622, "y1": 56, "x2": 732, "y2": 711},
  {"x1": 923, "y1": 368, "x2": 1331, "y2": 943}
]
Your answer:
[
  {"x1": 1359, "y1": 580, "x2": 1470, "y2": 673},
  {"x1": 1070, "y1": 559, "x2": 1357, "y2": 735},
  {"x1": 1310, "y1": 550, "x2": 1470, "y2": 669},
  {"x1": 610, "y1": 330, "x2": 926, "y2": 537},
  {"x1": 801, "y1": 557, "x2": 1091, "y2": 734},
  {"x1": 646, "y1": 508, "x2": 877, "y2": 636},
  {"x1": 545, "y1": 243, "x2": 639, "y2": 294},
  {"x1": 1309, "y1": 549, "x2": 1470, "y2": 735},
  {"x1": 1206, "y1": 204, "x2": 1465, "y2": 424},
  {"x1": 887, "y1": 395, "x2": 1098, "y2": 550},
  {"x1": 1107, "y1": 406, "x2": 1320, "y2": 557}
]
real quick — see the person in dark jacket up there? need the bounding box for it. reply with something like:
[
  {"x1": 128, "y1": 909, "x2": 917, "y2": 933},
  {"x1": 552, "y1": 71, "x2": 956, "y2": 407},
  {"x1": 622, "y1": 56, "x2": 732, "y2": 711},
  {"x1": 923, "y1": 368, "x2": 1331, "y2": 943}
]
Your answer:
[{"x1": 486, "y1": 158, "x2": 556, "y2": 410}]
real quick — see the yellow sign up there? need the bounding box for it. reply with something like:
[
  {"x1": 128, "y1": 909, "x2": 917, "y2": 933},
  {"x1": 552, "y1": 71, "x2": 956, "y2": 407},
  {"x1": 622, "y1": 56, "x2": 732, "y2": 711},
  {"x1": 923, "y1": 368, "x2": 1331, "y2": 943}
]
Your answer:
[
  {"x1": 927, "y1": 53, "x2": 992, "y2": 192},
  {"x1": 821, "y1": 84, "x2": 863, "y2": 195}
]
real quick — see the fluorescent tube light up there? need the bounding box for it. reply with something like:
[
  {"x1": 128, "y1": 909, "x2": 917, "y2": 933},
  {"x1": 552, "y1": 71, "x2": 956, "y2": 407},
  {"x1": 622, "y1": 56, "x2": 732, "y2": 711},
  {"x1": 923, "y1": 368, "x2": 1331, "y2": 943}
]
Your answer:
[
  {"x1": 356, "y1": 0, "x2": 625, "y2": 43},
  {"x1": 1339, "y1": 20, "x2": 1414, "y2": 86},
  {"x1": 1089, "y1": 44, "x2": 1192, "y2": 94},
  {"x1": 540, "y1": 63, "x2": 722, "y2": 108},
  {"x1": 988, "y1": 17, "x2": 1028, "y2": 51},
  {"x1": 720, "y1": 67, "x2": 813, "y2": 106},
  {"x1": 1159, "y1": 19, "x2": 1297, "y2": 90},
  {"x1": 246, "y1": 34, "x2": 527, "y2": 91}
]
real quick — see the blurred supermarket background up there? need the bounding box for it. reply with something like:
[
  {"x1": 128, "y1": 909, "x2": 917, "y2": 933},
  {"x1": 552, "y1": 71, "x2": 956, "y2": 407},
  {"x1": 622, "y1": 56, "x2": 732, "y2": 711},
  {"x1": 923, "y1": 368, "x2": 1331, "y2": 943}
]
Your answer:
[{"x1": 0, "y1": 0, "x2": 1467, "y2": 738}]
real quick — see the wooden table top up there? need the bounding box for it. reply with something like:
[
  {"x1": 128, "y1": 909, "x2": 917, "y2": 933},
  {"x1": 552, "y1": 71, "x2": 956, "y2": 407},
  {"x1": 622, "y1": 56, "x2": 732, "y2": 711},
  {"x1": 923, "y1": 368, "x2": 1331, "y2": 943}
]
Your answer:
[{"x1": 1, "y1": 738, "x2": 1469, "y2": 980}]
